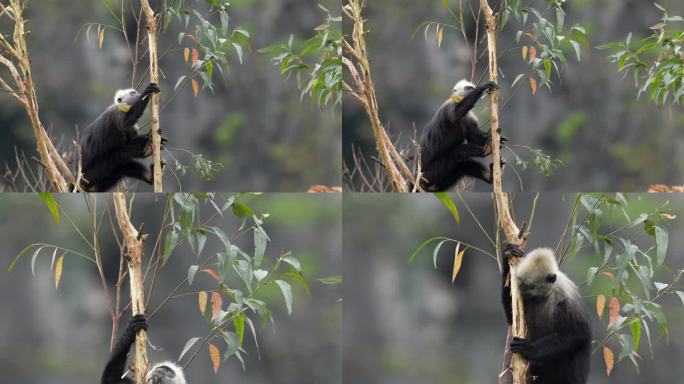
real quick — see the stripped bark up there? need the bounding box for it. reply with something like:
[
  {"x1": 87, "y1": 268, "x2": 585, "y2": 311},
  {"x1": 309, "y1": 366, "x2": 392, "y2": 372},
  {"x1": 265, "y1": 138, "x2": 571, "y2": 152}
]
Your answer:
[
  {"x1": 476, "y1": 0, "x2": 529, "y2": 382},
  {"x1": 140, "y1": 0, "x2": 163, "y2": 192},
  {"x1": 113, "y1": 193, "x2": 149, "y2": 384}
]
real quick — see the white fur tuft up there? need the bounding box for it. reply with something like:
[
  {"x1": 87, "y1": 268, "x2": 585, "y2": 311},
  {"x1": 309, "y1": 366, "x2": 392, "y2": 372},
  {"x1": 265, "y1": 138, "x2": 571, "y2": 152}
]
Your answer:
[
  {"x1": 114, "y1": 88, "x2": 137, "y2": 104},
  {"x1": 146, "y1": 361, "x2": 186, "y2": 384},
  {"x1": 451, "y1": 79, "x2": 476, "y2": 97}
]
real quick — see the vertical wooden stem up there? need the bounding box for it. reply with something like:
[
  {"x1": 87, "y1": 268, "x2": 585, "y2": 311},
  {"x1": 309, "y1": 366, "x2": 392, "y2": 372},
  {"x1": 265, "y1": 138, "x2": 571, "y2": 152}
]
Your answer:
[
  {"x1": 140, "y1": 0, "x2": 162, "y2": 192},
  {"x1": 113, "y1": 193, "x2": 149, "y2": 384},
  {"x1": 477, "y1": 0, "x2": 529, "y2": 382}
]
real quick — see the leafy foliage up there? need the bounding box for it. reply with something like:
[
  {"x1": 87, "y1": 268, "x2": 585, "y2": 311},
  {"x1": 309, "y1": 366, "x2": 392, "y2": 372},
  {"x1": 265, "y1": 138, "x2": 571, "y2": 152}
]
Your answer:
[
  {"x1": 165, "y1": 0, "x2": 251, "y2": 95},
  {"x1": 259, "y1": 5, "x2": 342, "y2": 112},
  {"x1": 568, "y1": 194, "x2": 681, "y2": 374},
  {"x1": 597, "y1": 3, "x2": 684, "y2": 106}
]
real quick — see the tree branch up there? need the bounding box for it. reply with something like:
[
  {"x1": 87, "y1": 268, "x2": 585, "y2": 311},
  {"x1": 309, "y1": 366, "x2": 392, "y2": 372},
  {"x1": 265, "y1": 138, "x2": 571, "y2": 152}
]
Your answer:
[
  {"x1": 140, "y1": 0, "x2": 162, "y2": 192},
  {"x1": 476, "y1": 0, "x2": 528, "y2": 382},
  {"x1": 113, "y1": 193, "x2": 149, "y2": 384}
]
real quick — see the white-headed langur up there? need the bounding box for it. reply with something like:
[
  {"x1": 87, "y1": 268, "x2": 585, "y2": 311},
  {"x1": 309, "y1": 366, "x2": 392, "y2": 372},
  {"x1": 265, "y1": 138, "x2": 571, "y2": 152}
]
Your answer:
[
  {"x1": 101, "y1": 315, "x2": 187, "y2": 384},
  {"x1": 78, "y1": 83, "x2": 166, "y2": 192},
  {"x1": 501, "y1": 244, "x2": 591, "y2": 384},
  {"x1": 419, "y1": 80, "x2": 504, "y2": 191}
]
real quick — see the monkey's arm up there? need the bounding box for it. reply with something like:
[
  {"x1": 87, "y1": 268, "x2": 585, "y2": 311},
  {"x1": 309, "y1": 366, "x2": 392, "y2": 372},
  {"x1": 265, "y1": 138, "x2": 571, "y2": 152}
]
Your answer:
[
  {"x1": 123, "y1": 83, "x2": 160, "y2": 127},
  {"x1": 447, "y1": 81, "x2": 498, "y2": 122},
  {"x1": 510, "y1": 328, "x2": 590, "y2": 364},
  {"x1": 101, "y1": 315, "x2": 147, "y2": 384},
  {"x1": 501, "y1": 243, "x2": 524, "y2": 325}
]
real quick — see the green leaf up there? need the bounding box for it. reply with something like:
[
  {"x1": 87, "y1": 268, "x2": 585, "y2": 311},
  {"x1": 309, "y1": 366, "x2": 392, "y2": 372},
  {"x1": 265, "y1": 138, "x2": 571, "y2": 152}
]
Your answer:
[
  {"x1": 233, "y1": 314, "x2": 245, "y2": 345},
  {"x1": 274, "y1": 280, "x2": 293, "y2": 314},
  {"x1": 39, "y1": 193, "x2": 60, "y2": 225},
  {"x1": 188, "y1": 265, "x2": 199, "y2": 285},
  {"x1": 675, "y1": 291, "x2": 684, "y2": 307},
  {"x1": 408, "y1": 237, "x2": 450, "y2": 263},
  {"x1": 254, "y1": 228, "x2": 268, "y2": 267},
  {"x1": 178, "y1": 337, "x2": 201, "y2": 361},
  {"x1": 654, "y1": 226, "x2": 668, "y2": 265},
  {"x1": 282, "y1": 254, "x2": 301, "y2": 272},
  {"x1": 434, "y1": 193, "x2": 460, "y2": 224},
  {"x1": 317, "y1": 275, "x2": 342, "y2": 285},
  {"x1": 162, "y1": 230, "x2": 179, "y2": 266},
  {"x1": 432, "y1": 240, "x2": 448, "y2": 269},
  {"x1": 629, "y1": 319, "x2": 641, "y2": 352},
  {"x1": 222, "y1": 331, "x2": 240, "y2": 358}
]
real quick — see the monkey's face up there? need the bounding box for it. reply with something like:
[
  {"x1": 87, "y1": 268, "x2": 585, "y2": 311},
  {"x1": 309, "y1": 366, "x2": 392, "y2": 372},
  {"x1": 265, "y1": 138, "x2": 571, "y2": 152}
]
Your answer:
[
  {"x1": 517, "y1": 273, "x2": 557, "y2": 298},
  {"x1": 451, "y1": 79, "x2": 476, "y2": 97},
  {"x1": 146, "y1": 365, "x2": 179, "y2": 384},
  {"x1": 114, "y1": 88, "x2": 140, "y2": 105}
]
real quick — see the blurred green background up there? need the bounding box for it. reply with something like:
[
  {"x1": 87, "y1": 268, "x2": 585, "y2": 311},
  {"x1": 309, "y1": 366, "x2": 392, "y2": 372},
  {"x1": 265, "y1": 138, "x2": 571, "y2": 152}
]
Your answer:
[{"x1": 0, "y1": 193, "x2": 341, "y2": 384}]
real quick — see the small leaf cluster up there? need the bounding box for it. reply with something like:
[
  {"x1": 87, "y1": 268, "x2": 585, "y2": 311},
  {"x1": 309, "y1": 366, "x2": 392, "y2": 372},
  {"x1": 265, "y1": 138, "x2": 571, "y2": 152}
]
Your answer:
[
  {"x1": 259, "y1": 5, "x2": 342, "y2": 112},
  {"x1": 165, "y1": 0, "x2": 251, "y2": 95},
  {"x1": 597, "y1": 3, "x2": 684, "y2": 106},
  {"x1": 164, "y1": 193, "x2": 307, "y2": 371},
  {"x1": 504, "y1": 0, "x2": 588, "y2": 93},
  {"x1": 571, "y1": 194, "x2": 682, "y2": 374}
]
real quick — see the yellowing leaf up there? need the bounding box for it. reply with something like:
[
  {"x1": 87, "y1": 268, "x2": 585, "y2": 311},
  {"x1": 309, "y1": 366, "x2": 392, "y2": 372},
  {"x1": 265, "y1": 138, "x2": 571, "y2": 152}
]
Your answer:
[
  {"x1": 98, "y1": 28, "x2": 105, "y2": 49},
  {"x1": 596, "y1": 294, "x2": 606, "y2": 318},
  {"x1": 437, "y1": 25, "x2": 444, "y2": 48},
  {"x1": 529, "y1": 46, "x2": 537, "y2": 64},
  {"x1": 198, "y1": 291, "x2": 207, "y2": 314},
  {"x1": 209, "y1": 343, "x2": 220, "y2": 374},
  {"x1": 191, "y1": 48, "x2": 199, "y2": 67},
  {"x1": 522, "y1": 46, "x2": 528, "y2": 61},
  {"x1": 211, "y1": 291, "x2": 222, "y2": 319},
  {"x1": 54, "y1": 255, "x2": 64, "y2": 289},
  {"x1": 184, "y1": 47, "x2": 190, "y2": 63},
  {"x1": 201, "y1": 268, "x2": 220, "y2": 282},
  {"x1": 451, "y1": 243, "x2": 464, "y2": 283},
  {"x1": 191, "y1": 79, "x2": 199, "y2": 97},
  {"x1": 529, "y1": 77, "x2": 538, "y2": 95},
  {"x1": 603, "y1": 346, "x2": 614, "y2": 375},
  {"x1": 600, "y1": 271, "x2": 615, "y2": 279},
  {"x1": 608, "y1": 297, "x2": 620, "y2": 328}
]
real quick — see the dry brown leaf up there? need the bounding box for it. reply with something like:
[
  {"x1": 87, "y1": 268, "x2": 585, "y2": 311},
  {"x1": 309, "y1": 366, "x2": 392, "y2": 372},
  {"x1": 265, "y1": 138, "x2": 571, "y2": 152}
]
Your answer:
[
  {"x1": 451, "y1": 243, "x2": 464, "y2": 283},
  {"x1": 604, "y1": 346, "x2": 614, "y2": 375},
  {"x1": 209, "y1": 343, "x2": 220, "y2": 374},
  {"x1": 599, "y1": 271, "x2": 615, "y2": 279},
  {"x1": 529, "y1": 46, "x2": 537, "y2": 64},
  {"x1": 608, "y1": 297, "x2": 620, "y2": 328},
  {"x1": 201, "y1": 268, "x2": 220, "y2": 282},
  {"x1": 648, "y1": 184, "x2": 684, "y2": 192},
  {"x1": 184, "y1": 47, "x2": 190, "y2": 63},
  {"x1": 437, "y1": 25, "x2": 444, "y2": 48},
  {"x1": 522, "y1": 46, "x2": 528, "y2": 61},
  {"x1": 191, "y1": 48, "x2": 199, "y2": 67},
  {"x1": 596, "y1": 294, "x2": 606, "y2": 318},
  {"x1": 198, "y1": 291, "x2": 208, "y2": 314},
  {"x1": 54, "y1": 255, "x2": 64, "y2": 289},
  {"x1": 98, "y1": 28, "x2": 105, "y2": 49},
  {"x1": 211, "y1": 291, "x2": 223, "y2": 319},
  {"x1": 307, "y1": 185, "x2": 343, "y2": 193},
  {"x1": 529, "y1": 77, "x2": 538, "y2": 95},
  {"x1": 191, "y1": 79, "x2": 199, "y2": 97}
]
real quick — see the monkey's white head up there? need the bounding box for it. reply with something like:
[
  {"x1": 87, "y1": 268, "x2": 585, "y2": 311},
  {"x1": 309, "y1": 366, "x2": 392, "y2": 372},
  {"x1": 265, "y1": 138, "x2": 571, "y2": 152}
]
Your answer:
[
  {"x1": 451, "y1": 79, "x2": 476, "y2": 97},
  {"x1": 514, "y1": 248, "x2": 564, "y2": 298},
  {"x1": 145, "y1": 361, "x2": 187, "y2": 384},
  {"x1": 114, "y1": 88, "x2": 140, "y2": 105}
]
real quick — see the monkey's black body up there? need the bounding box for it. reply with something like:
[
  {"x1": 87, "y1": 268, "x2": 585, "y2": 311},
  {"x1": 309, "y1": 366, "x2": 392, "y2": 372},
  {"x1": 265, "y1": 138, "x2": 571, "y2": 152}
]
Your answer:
[
  {"x1": 79, "y1": 83, "x2": 162, "y2": 192},
  {"x1": 501, "y1": 245, "x2": 591, "y2": 384},
  {"x1": 101, "y1": 315, "x2": 147, "y2": 384},
  {"x1": 419, "y1": 81, "x2": 499, "y2": 191}
]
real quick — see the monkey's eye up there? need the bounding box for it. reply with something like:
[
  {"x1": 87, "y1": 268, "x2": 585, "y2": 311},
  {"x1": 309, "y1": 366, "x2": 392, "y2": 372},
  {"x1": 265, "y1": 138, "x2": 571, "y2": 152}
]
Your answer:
[
  {"x1": 545, "y1": 274, "x2": 557, "y2": 283},
  {"x1": 130, "y1": 91, "x2": 136, "y2": 95},
  {"x1": 464, "y1": 86, "x2": 475, "y2": 91},
  {"x1": 117, "y1": 98, "x2": 122, "y2": 103}
]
